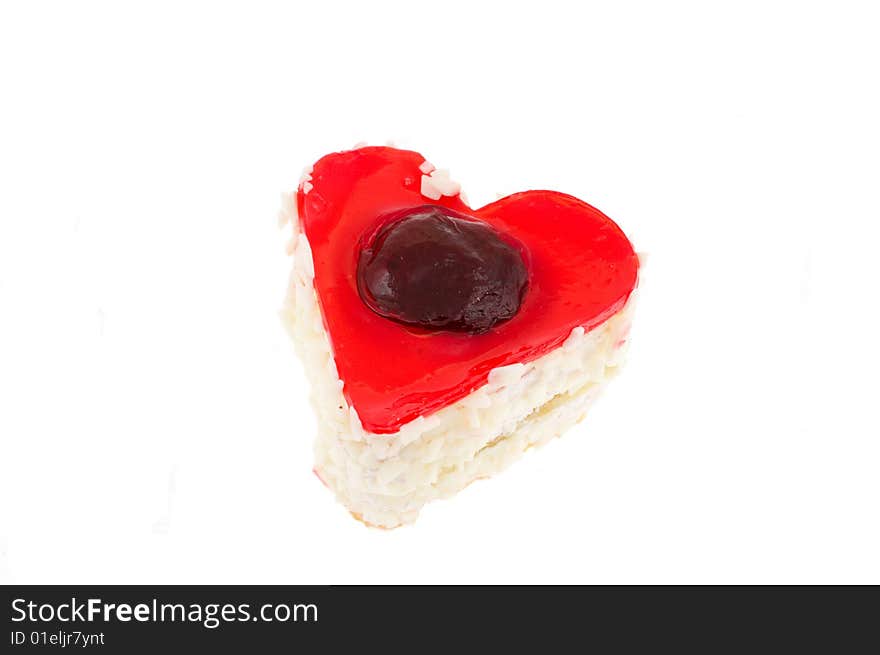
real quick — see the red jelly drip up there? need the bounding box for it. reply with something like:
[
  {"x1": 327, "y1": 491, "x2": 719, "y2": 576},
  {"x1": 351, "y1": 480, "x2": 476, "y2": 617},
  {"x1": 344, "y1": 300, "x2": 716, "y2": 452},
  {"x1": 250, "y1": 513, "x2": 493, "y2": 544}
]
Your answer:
[{"x1": 297, "y1": 147, "x2": 639, "y2": 435}]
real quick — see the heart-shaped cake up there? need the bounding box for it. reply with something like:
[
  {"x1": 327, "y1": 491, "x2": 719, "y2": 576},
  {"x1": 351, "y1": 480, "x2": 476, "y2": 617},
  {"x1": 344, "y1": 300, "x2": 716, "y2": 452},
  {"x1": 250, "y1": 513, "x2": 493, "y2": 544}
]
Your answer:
[{"x1": 281, "y1": 146, "x2": 639, "y2": 527}]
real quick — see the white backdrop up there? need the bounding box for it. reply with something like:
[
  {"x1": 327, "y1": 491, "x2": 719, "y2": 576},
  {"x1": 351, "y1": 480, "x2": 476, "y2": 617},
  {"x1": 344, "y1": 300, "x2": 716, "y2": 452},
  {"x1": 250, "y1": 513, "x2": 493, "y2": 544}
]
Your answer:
[{"x1": 1, "y1": 1, "x2": 878, "y2": 584}]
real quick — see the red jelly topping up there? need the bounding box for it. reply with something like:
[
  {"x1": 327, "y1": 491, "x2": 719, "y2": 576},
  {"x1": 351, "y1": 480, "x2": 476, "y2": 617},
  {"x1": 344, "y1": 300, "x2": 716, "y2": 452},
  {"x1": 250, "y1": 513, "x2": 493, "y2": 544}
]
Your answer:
[{"x1": 297, "y1": 146, "x2": 639, "y2": 434}]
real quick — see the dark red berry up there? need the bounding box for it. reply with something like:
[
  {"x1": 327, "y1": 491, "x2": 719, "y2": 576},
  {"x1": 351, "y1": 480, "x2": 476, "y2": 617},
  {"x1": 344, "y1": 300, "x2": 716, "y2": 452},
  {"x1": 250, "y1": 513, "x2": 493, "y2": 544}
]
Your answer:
[{"x1": 357, "y1": 206, "x2": 528, "y2": 334}]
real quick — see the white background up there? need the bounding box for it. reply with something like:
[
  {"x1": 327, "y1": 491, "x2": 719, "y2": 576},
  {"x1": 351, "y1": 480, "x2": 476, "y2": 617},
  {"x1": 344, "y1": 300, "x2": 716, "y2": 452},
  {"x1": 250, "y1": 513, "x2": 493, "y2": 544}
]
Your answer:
[{"x1": 1, "y1": 1, "x2": 878, "y2": 584}]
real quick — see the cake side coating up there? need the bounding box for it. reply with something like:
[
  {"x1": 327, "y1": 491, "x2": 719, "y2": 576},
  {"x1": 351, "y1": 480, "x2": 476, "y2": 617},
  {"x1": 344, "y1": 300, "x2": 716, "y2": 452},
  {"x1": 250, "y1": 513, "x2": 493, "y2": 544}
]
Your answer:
[{"x1": 280, "y1": 192, "x2": 635, "y2": 528}]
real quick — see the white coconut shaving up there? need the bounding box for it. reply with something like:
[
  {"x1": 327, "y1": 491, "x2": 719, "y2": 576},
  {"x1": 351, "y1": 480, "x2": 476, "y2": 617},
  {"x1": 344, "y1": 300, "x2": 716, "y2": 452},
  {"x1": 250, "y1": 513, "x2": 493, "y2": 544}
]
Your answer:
[
  {"x1": 420, "y1": 168, "x2": 461, "y2": 201},
  {"x1": 299, "y1": 166, "x2": 313, "y2": 194},
  {"x1": 277, "y1": 191, "x2": 297, "y2": 229}
]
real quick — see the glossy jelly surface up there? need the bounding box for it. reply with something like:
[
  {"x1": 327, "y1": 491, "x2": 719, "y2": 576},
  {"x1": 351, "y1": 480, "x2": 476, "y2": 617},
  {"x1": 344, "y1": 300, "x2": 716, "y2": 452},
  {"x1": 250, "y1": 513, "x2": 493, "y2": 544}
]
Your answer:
[
  {"x1": 357, "y1": 205, "x2": 528, "y2": 334},
  {"x1": 297, "y1": 146, "x2": 639, "y2": 434}
]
